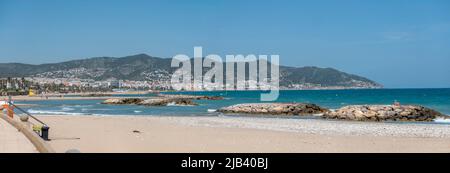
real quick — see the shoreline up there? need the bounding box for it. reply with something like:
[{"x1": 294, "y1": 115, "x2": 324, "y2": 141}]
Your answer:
[
  {"x1": 37, "y1": 115, "x2": 450, "y2": 153},
  {"x1": 1, "y1": 96, "x2": 148, "y2": 101}
]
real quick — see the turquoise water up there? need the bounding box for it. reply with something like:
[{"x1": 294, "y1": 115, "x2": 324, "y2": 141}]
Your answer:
[{"x1": 17, "y1": 89, "x2": 450, "y2": 116}]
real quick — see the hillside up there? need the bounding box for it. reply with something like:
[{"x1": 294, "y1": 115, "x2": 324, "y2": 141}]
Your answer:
[{"x1": 0, "y1": 54, "x2": 382, "y2": 88}]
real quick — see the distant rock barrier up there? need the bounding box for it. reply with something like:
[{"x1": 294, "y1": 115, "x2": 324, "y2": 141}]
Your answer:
[
  {"x1": 138, "y1": 98, "x2": 197, "y2": 106},
  {"x1": 217, "y1": 103, "x2": 328, "y2": 116},
  {"x1": 157, "y1": 94, "x2": 224, "y2": 100},
  {"x1": 102, "y1": 98, "x2": 144, "y2": 104},
  {"x1": 102, "y1": 97, "x2": 197, "y2": 106},
  {"x1": 323, "y1": 105, "x2": 445, "y2": 121},
  {"x1": 102, "y1": 94, "x2": 225, "y2": 106},
  {"x1": 80, "y1": 93, "x2": 112, "y2": 97}
]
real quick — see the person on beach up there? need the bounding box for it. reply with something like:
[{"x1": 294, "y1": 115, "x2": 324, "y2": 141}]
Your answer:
[{"x1": 393, "y1": 100, "x2": 400, "y2": 107}]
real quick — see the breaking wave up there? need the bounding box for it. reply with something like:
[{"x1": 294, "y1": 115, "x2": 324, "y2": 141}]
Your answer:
[
  {"x1": 27, "y1": 109, "x2": 87, "y2": 116},
  {"x1": 61, "y1": 107, "x2": 75, "y2": 111},
  {"x1": 434, "y1": 117, "x2": 450, "y2": 124}
]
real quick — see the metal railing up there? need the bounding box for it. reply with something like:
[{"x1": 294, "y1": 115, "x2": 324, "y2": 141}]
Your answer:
[{"x1": 7, "y1": 100, "x2": 50, "y2": 141}]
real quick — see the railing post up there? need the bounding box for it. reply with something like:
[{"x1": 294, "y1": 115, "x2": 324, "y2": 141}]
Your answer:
[{"x1": 41, "y1": 125, "x2": 50, "y2": 141}]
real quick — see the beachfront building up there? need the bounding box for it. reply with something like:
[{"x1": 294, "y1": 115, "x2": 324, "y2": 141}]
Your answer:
[{"x1": 0, "y1": 77, "x2": 34, "y2": 96}]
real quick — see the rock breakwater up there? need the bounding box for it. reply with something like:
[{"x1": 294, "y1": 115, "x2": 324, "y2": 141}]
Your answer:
[
  {"x1": 157, "y1": 94, "x2": 224, "y2": 100},
  {"x1": 102, "y1": 97, "x2": 197, "y2": 106},
  {"x1": 323, "y1": 105, "x2": 445, "y2": 121},
  {"x1": 217, "y1": 103, "x2": 328, "y2": 116},
  {"x1": 101, "y1": 94, "x2": 223, "y2": 106}
]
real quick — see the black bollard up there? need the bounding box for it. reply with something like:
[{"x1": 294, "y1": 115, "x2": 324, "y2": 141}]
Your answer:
[{"x1": 41, "y1": 125, "x2": 50, "y2": 141}]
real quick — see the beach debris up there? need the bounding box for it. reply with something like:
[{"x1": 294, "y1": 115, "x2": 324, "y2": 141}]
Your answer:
[
  {"x1": 217, "y1": 103, "x2": 328, "y2": 116},
  {"x1": 323, "y1": 105, "x2": 445, "y2": 122},
  {"x1": 132, "y1": 130, "x2": 141, "y2": 133}
]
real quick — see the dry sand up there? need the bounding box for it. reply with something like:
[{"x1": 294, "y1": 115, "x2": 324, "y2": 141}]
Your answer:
[{"x1": 37, "y1": 115, "x2": 450, "y2": 153}]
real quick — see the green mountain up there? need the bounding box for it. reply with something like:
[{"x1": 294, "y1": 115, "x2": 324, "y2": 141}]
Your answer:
[{"x1": 0, "y1": 54, "x2": 382, "y2": 88}]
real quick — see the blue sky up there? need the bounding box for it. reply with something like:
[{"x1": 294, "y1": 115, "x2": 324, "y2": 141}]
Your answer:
[{"x1": 0, "y1": 0, "x2": 449, "y2": 88}]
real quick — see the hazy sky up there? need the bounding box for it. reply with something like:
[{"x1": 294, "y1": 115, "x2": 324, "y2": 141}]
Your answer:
[{"x1": 0, "y1": 0, "x2": 449, "y2": 88}]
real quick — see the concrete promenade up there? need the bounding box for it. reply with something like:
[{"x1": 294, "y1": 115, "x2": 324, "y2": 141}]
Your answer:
[{"x1": 0, "y1": 118, "x2": 37, "y2": 153}]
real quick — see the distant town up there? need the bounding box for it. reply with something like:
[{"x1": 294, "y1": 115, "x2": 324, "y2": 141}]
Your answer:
[
  {"x1": 0, "y1": 77, "x2": 172, "y2": 96},
  {"x1": 0, "y1": 76, "x2": 380, "y2": 96}
]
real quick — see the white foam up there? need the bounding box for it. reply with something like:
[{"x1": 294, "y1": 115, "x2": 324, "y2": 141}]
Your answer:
[
  {"x1": 27, "y1": 109, "x2": 86, "y2": 116},
  {"x1": 434, "y1": 117, "x2": 450, "y2": 123},
  {"x1": 90, "y1": 113, "x2": 116, "y2": 116},
  {"x1": 81, "y1": 108, "x2": 112, "y2": 111},
  {"x1": 62, "y1": 104, "x2": 92, "y2": 108},
  {"x1": 134, "y1": 110, "x2": 142, "y2": 113},
  {"x1": 207, "y1": 109, "x2": 217, "y2": 112},
  {"x1": 73, "y1": 105, "x2": 93, "y2": 108},
  {"x1": 61, "y1": 107, "x2": 75, "y2": 111},
  {"x1": 166, "y1": 102, "x2": 194, "y2": 106},
  {"x1": 167, "y1": 102, "x2": 176, "y2": 106}
]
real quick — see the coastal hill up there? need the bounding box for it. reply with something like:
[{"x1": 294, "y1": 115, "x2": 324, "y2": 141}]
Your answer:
[{"x1": 0, "y1": 54, "x2": 382, "y2": 89}]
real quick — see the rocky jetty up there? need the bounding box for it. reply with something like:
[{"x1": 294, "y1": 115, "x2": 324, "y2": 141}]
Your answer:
[
  {"x1": 157, "y1": 94, "x2": 224, "y2": 100},
  {"x1": 80, "y1": 93, "x2": 112, "y2": 97},
  {"x1": 102, "y1": 94, "x2": 224, "y2": 106},
  {"x1": 324, "y1": 105, "x2": 445, "y2": 121},
  {"x1": 138, "y1": 98, "x2": 197, "y2": 106},
  {"x1": 217, "y1": 103, "x2": 328, "y2": 115},
  {"x1": 102, "y1": 98, "x2": 143, "y2": 104},
  {"x1": 102, "y1": 97, "x2": 197, "y2": 106}
]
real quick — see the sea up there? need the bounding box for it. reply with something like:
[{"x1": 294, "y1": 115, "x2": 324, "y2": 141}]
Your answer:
[{"x1": 15, "y1": 89, "x2": 450, "y2": 121}]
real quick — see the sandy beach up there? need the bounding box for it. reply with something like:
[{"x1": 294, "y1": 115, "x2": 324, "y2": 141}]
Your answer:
[{"x1": 37, "y1": 115, "x2": 450, "y2": 153}]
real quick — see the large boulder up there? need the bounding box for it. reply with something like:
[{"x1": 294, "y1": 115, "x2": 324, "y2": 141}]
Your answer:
[
  {"x1": 217, "y1": 103, "x2": 328, "y2": 116},
  {"x1": 323, "y1": 105, "x2": 445, "y2": 121}
]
